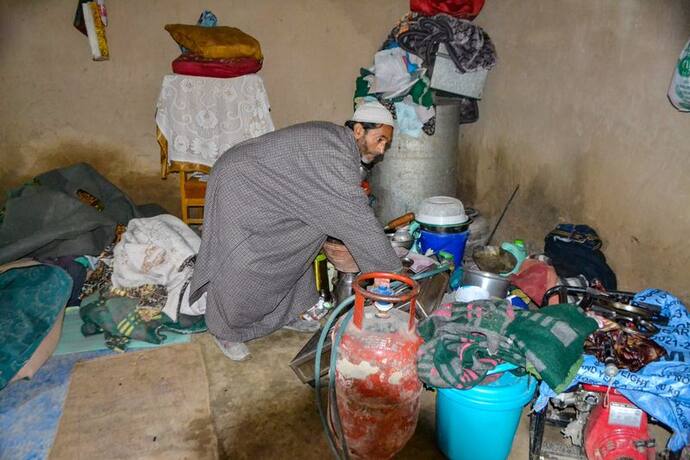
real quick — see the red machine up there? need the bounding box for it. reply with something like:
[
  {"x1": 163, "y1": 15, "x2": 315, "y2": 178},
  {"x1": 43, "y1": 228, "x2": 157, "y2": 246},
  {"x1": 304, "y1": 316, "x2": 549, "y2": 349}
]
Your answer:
[
  {"x1": 332, "y1": 272, "x2": 422, "y2": 460},
  {"x1": 530, "y1": 383, "x2": 657, "y2": 460},
  {"x1": 583, "y1": 384, "x2": 655, "y2": 460}
]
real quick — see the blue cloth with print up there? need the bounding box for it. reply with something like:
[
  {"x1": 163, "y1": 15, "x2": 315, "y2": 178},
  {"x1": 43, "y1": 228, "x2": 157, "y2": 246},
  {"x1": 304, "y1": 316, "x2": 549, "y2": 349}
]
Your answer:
[{"x1": 534, "y1": 289, "x2": 690, "y2": 451}]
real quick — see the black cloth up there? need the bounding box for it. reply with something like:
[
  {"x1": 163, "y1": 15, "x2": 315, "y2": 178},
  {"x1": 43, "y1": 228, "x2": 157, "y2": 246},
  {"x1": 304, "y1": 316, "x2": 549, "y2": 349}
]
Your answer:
[
  {"x1": 37, "y1": 256, "x2": 87, "y2": 306},
  {"x1": 544, "y1": 224, "x2": 617, "y2": 290},
  {"x1": 388, "y1": 14, "x2": 497, "y2": 76}
]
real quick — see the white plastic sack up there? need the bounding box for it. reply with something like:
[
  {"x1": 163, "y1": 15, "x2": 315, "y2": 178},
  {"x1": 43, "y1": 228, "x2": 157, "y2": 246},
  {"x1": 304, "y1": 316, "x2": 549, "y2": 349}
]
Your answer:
[
  {"x1": 372, "y1": 48, "x2": 424, "y2": 99},
  {"x1": 668, "y1": 38, "x2": 690, "y2": 112}
]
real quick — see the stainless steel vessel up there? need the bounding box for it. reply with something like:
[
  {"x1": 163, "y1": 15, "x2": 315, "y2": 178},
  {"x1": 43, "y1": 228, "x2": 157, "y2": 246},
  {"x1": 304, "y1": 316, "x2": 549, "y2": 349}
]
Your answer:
[{"x1": 462, "y1": 268, "x2": 509, "y2": 299}]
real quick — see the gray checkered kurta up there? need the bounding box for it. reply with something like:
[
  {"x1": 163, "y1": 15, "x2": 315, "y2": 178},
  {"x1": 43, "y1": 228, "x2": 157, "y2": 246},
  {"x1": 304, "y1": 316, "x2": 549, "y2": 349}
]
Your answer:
[{"x1": 190, "y1": 122, "x2": 401, "y2": 342}]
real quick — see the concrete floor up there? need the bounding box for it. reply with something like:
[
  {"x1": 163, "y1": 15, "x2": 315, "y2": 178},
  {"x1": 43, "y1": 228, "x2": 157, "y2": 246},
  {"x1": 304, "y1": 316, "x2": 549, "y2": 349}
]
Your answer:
[{"x1": 194, "y1": 330, "x2": 532, "y2": 460}]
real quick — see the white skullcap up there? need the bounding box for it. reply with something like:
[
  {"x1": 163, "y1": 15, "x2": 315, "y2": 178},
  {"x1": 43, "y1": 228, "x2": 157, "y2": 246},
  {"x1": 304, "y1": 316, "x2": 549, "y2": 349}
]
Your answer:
[{"x1": 351, "y1": 100, "x2": 395, "y2": 127}]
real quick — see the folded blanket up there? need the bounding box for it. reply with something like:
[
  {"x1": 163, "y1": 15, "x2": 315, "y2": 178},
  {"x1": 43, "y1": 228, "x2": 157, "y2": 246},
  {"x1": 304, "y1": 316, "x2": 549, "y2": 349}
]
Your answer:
[
  {"x1": 506, "y1": 304, "x2": 599, "y2": 392},
  {"x1": 417, "y1": 300, "x2": 598, "y2": 391}
]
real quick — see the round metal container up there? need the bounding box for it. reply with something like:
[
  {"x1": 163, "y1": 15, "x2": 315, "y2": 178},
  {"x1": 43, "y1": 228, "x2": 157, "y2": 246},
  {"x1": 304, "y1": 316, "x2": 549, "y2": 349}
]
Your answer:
[
  {"x1": 370, "y1": 100, "x2": 461, "y2": 224},
  {"x1": 462, "y1": 268, "x2": 510, "y2": 299},
  {"x1": 386, "y1": 228, "x2": 414, "y2": 249}
]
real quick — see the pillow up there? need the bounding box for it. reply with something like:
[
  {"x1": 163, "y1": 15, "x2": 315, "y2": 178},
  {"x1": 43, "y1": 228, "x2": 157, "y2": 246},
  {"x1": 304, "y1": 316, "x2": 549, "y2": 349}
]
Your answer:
[
  {"x1": 164, "y1": 24, "x2": 263, "y2": 60},
  {"x1": 172, "y1": 54, "x2": 262, "y2": 78}
]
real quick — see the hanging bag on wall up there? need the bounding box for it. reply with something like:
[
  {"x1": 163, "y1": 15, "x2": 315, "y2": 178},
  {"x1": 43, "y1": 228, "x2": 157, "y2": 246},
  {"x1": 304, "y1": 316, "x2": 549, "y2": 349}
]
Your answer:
[{"x1": 668, "y1": 37, "x2": 690, "y2": 112}]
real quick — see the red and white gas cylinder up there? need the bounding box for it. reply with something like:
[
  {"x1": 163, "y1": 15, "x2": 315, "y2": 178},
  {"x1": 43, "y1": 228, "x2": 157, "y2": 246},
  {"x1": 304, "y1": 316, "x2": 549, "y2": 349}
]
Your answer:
[{"x1": 332, "y1": 272, "x2": 423, "y2": 460}]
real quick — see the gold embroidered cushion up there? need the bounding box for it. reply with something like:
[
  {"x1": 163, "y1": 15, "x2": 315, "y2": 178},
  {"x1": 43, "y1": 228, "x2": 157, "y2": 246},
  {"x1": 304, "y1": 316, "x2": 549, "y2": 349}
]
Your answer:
[{"x1": 164, "y1": 24, "x2": 263, "y2": 60}]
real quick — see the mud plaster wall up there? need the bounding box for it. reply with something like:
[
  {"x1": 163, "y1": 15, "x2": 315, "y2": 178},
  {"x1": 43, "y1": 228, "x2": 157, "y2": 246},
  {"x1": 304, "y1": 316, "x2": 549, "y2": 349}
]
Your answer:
[
  {"x1": 0, "y1": 0, "x2": 408, "y2": 214},
  {"x1": 462, "y1": 2, "x2": 690, "y2": 300}
]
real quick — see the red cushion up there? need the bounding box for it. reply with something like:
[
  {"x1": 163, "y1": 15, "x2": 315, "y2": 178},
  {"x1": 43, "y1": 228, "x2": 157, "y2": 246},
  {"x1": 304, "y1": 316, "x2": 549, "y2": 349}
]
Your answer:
[
  {"x1": 172, "y1": 54, "x2": 262, "y2": 78},
  {"x1": 410, "y1": 0, "x2": 485, "y2": 19}
]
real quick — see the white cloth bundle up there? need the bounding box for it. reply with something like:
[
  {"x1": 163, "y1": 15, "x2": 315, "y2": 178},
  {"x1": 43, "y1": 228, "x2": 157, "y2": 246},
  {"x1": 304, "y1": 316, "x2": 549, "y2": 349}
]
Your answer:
[{"x1": 112, "y1": 214, "x2": 205, "y2": 321}]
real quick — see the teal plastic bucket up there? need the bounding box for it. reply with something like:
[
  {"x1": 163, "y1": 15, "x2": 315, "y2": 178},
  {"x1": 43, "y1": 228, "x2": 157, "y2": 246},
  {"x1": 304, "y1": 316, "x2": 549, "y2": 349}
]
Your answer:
[
  {"x1": 418, "y1": 229, "x2": 470, "y2": 266},
  {"x1": 435, "y1": 371, "x2": 536, "y2": 460}
]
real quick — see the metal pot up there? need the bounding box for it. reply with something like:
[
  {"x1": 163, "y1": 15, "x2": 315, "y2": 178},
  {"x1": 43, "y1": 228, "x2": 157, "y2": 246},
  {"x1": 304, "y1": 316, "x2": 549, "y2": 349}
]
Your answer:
[
  {"x1": 333, "y1": 271, "x2": 357, "y2": 306},
  {"x1": 385, "y1": 228, "x2": 414, "y2": 250},
  {"x1": 323, "y1": 239, "x2": 359, "y2": 273},
  {"x1": 472, "y1": 245, "x2": 517, "y2": 274},
  {"x1": 462, "y1": 268, "x2": 509, "y2": 299}
]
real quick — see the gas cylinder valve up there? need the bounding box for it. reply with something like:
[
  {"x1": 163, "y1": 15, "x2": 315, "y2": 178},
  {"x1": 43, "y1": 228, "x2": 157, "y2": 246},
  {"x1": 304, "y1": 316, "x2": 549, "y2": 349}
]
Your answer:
[{"x1": 371, "y1": 281, "x2": 395, "y2": 315}]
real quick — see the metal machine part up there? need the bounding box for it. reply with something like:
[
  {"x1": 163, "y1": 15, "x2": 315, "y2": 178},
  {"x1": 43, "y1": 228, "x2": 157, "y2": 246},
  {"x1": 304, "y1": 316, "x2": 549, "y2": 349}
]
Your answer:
[
  {"x1": 528, "y1": 385, "x2": 685, "y2": 460},
  {"x1": 551, "y1": 390, "x2": 600, "y2": 447},
  {"x1": 540, "y1": 286, "x2": 668, "y2": 337}
]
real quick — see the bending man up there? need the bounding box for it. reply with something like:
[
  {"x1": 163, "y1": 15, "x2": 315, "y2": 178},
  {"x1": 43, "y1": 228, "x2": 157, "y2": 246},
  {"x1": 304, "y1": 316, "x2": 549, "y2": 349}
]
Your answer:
[{"x1": 190, "y1": 101, "x2": 402, "y2": 360}]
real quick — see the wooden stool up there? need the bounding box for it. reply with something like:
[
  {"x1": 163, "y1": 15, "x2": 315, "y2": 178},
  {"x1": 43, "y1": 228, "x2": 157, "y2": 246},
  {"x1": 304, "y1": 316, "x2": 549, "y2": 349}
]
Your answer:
[
  {"x1": 157, "y1": 126, "x2": 211, "y2": 225},
  {"x1": 179, "y1": 171, "x2": 207, "y2": 225}
]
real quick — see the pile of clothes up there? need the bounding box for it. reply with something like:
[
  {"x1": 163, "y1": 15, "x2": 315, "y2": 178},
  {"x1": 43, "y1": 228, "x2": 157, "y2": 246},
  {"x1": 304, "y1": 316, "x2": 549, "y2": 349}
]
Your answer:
[
  {"x1": 79, "y1": 214, "x2": 207, "y2": 351},
  {"x1": 165, "y1": 11, "x2": 263, "y2": 79},
  {"x1": 417, "y1": 299, "x2": 598, "y2": 392},
  {"x1": 0, "y1": 163, "x2": 208, "y2": 389},
  {"x1": 354, "y1": 3, "x2": 496, "y2": 137}
]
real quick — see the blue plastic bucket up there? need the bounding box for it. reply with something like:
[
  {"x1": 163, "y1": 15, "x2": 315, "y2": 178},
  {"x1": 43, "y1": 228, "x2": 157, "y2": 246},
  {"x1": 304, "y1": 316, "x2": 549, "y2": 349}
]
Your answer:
[
  {"x1": 435, "y1": 371, "x2": 536, "y2": 460},
  {"x1": 418, "y1": 229, "x2": 470, "y2": 266}
]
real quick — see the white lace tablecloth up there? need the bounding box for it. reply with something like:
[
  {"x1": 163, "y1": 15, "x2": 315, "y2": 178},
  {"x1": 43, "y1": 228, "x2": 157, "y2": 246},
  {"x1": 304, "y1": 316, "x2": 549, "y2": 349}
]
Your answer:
[{"x1": 155, "y1": 74, "x2": 274, "y2": 168}]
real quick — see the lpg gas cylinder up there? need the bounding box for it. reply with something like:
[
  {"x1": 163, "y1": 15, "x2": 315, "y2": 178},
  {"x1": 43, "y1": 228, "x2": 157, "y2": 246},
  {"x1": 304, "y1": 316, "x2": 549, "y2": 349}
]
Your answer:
[{"x1": 333, "y1": 272, "x2": 423, "y2": 459}]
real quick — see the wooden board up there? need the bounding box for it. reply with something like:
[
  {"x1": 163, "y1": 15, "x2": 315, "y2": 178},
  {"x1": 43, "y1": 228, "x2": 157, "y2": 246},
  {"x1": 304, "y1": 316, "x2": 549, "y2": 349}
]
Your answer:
[{"x1": 50, "y1": 343, "x2": 218, "y2": 459}]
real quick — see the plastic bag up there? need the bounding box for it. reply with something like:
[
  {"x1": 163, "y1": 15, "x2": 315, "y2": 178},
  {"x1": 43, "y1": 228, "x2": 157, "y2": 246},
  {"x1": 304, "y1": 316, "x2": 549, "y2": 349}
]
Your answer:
[{"x1": 668, "y1": 38, "x2": 690, "y2": 112}]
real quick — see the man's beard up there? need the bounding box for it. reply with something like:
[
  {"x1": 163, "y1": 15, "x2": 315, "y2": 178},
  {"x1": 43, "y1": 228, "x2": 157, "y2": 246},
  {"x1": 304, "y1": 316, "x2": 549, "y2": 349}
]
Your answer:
[{"x1": 357, "y1": 136, "x2": 383, "y2": 166}]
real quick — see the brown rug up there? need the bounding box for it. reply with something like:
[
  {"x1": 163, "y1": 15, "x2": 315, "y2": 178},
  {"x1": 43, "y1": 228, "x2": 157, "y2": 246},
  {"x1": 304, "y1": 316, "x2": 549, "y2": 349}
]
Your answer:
[{"x1": 50, "y1": 343, "x2": 218, "y2": 460}]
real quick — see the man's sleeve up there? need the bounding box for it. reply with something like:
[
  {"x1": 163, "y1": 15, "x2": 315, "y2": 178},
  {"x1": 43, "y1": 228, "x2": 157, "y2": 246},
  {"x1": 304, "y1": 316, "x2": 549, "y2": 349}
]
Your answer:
[{"x1": 295, "y1": 154, "x2": 402, "y2": 274}]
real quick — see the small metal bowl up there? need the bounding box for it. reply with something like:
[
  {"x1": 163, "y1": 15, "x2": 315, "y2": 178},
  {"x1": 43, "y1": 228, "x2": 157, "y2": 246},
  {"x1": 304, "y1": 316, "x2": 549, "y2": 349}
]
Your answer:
[
  {"x1": 386, "y1": 228, "x2": 413, "y2": 250},
  {"x1": 472, "y1": 245, "x2": 517, "y2": 274}
]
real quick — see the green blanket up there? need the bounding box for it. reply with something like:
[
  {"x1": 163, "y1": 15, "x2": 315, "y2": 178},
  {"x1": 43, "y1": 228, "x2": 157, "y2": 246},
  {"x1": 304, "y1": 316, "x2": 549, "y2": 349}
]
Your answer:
[
  {"x1": 0, "y1": 265, "x2": 71, "y2": 388},
  {"x1": 417, "y1": 300, "x2": 598, "y2": 392}
]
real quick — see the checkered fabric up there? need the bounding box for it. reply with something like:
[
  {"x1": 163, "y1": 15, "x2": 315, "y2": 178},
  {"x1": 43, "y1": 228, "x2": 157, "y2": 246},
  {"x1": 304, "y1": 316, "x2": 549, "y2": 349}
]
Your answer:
[{"x1": 190, "y1": 122, "x2": 401, "y2": 342}]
